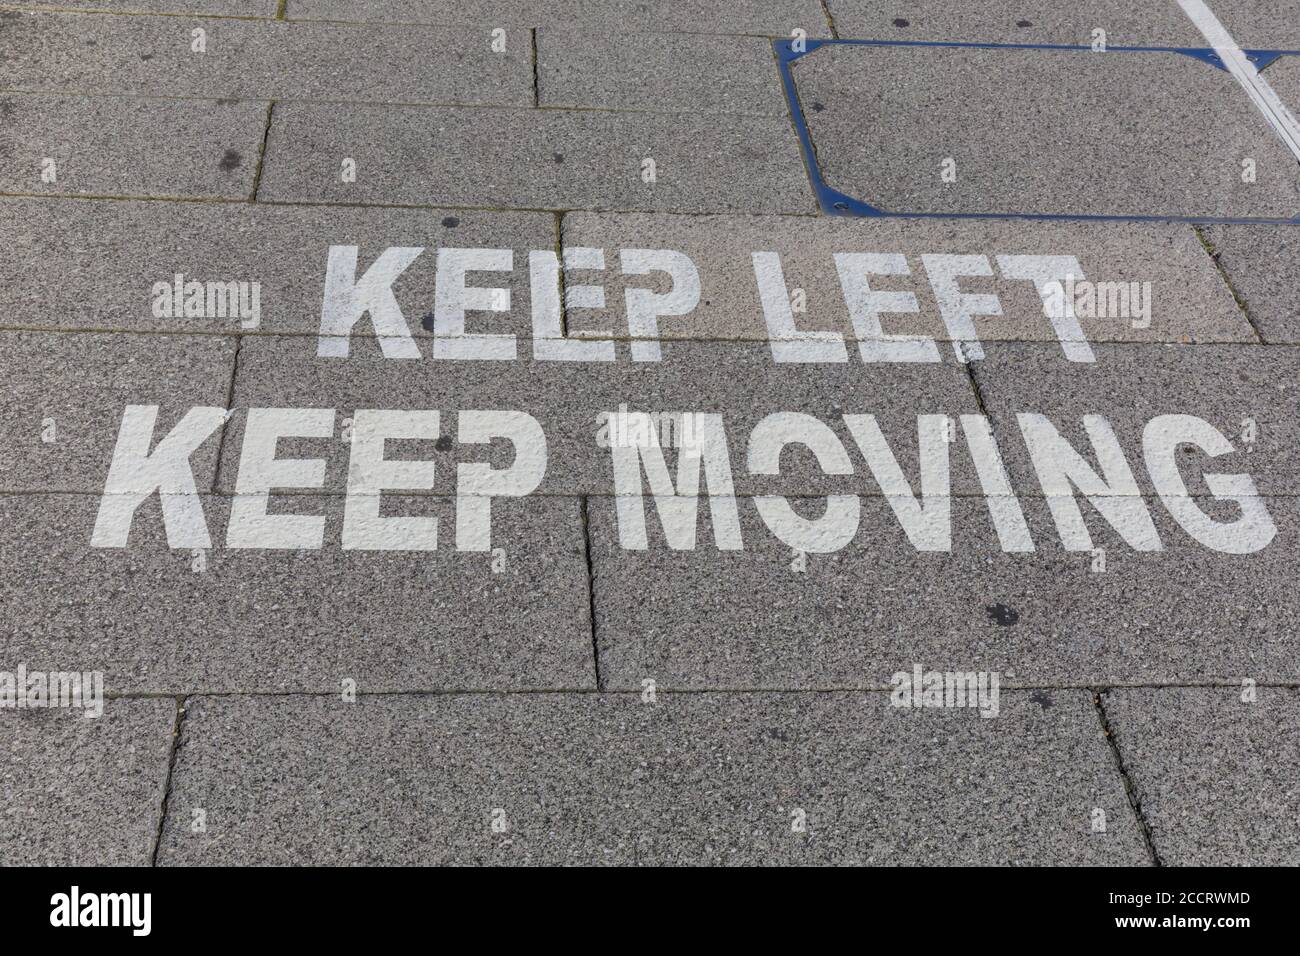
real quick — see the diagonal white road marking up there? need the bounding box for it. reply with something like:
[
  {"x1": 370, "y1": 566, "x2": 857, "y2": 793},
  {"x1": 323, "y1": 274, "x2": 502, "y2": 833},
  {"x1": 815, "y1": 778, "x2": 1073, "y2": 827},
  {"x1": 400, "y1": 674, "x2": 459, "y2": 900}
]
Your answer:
[{"x1": 1178, "y1": 0, "x2": 1300, "y2": 163}]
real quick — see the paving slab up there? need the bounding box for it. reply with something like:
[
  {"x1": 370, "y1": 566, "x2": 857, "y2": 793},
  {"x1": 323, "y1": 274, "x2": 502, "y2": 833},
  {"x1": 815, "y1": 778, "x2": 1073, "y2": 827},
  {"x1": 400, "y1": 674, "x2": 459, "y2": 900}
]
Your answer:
[
  {"x1": 1262, "y1": 53, "x2": 1300, "y2": 120},
  {"x1": 155, "y1": 690, "x2": 1145, "y2": 865},
  {"x1": 0, "y1": 11, "x2": 533, "y2": 106},
  {"x1": 2, "y1": 199, "x2": 1254, "y2": 343},
  {"x1": 824, "y1": 0, "x2": 1207, "y2": 46},
  {"x1": 286, "y1": 1, "x2": 833, "y2": 36},
  {"x1": 222, "y1": 336, "x2": 985, "y2": 497},
  {"x1": 1199, "y1": 224, "x2": 1300, "y2": 343},
  {"x1": 970, "y1": 343, "x2": 1300, "y2": 497},
  {"x1": 0, "y1": 1, "x2": 279, "y2": 14},
  {"x1": 0, "y1": 698, "x2": 175, "y2": 866},
  {"x1": 255, "y1": 102, "x2": 814, "y2": 213},
  {"x1": 590, "y1": 495, "x2": 1300, "y2": 690},
  {"x1": 1104, "y1": 686, "x2": 1300, "y2": 865},
  {"x1": 823, "y1": 1, "x2": 1300, "y2": 48},
  {"x1": 1209, "y1": 1, "x2": 1300, "y2": 49},
  {"x1": 536, "y1": 29, "x2": 785, "y2": 114},
  {"x1": 0, "y1": 197, "x2": 555, "y2": 334},
  {"x1": 562, "y1": 212, "x2": 1254, "y2": 345},
  {"x1": 793, "y1": 43, "x2": 1300, "y2": 219},
  {"x1": 0, "y1": 331, "x2": 235, "y2": 493},
  {"x1": 0, "y1": 92, "x2": 265, "y2": 199},
  {"x1": 0, "y1": 494, "x2": 593, "y2": 692}
]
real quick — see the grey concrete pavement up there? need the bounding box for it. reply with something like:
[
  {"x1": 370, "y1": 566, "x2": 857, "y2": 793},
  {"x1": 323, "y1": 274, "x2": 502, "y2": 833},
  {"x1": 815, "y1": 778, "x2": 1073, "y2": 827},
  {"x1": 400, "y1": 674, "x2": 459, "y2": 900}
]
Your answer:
[
  {"x1": 823, "y1": 0, "x2": 1208, "y2": 46},
  {"x1": 220, "y1": 336, "x2": 986, "y2": 497},
  {"x1": 0, "y1": 331, "x2": 234, "y2": 493},
  {"x1": 823, "y1": 0, "x2": 1300, "y2": 48},
  {"x1": 0, "y1": 698, "x2": 175, "y2": 866},
  {"x1": 1210, "y1": 1, "x2": 1300, "y2": 49},
  {"x1": 0, "y1": 92, "x2": 266, "y2": 199},
  {"x1": 794, "y1": 43, "x2": 1300, "y2": 219},
  {"x1": 970, "y1": 343, "x2": 1300, "y2": 497},
  {"x1": 3, "y1": 0, "x2": 1298, "y2": 868},
  {"x1": 0, "y1": 199, "x2": 1253, "y2": 342},
  {"x1": 256, "y1": 101, "x2": 814, "y2": 212},
  {"x1": 1104, "y1": 687, "x2": 1300, "y2": 865},
  {"x1": 0, "y1": 494, "x2": 595, "y2": 692},
  {"x1": 536, "y1": 29, "x2": 786, "y2": 114},
  {"x1": 1, "y1": 1, "x2": 279, "y2": 13},
  {"x1": 286, "y1": 0, "x2": 834, "y2": 35},
  {"x1": 1200, "y1": 224, "x2": 1300, "y2": 343},
  {"x1": 155, "y1": 691, "x2": 1146, "y2": 865},
  {"x1": 590, "y1": 496, "x2": 1300, "y2": 690},
  {"x1": 1263, "y1": 53, "x2": 1300, "y2": 124},
  {"x1": 561, "y1": 212, "x2": 1255, "y2": 344},
  {"x1": 0, "y1": 198, "x2": 555, "y2": 335},
  {"x1": 0, "y1": 11, "x2": 534, "y2": 106}
]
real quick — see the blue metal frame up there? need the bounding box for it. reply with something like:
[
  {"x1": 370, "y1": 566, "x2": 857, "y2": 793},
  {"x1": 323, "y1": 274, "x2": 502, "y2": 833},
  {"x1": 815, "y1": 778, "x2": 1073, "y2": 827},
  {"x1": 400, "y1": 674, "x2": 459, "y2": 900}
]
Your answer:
[{"x1": 774, "y1": 38, "x2": 1300, "y2": 224}]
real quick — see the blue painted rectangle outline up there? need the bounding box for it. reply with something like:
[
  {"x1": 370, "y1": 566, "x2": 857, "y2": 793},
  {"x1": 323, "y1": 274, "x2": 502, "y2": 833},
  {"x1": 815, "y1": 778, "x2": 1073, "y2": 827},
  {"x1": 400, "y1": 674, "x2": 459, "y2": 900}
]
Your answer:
[{"x1": 774, "y1": 38, "x2": 1300, "y2": 225}]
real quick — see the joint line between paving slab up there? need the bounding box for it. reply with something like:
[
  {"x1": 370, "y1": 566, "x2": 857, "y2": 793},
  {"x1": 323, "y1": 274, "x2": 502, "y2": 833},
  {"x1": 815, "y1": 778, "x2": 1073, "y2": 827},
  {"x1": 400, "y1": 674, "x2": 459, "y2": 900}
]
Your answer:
[
  {"x1": 0, "y1": 4, "x2": 273, "y2": 21},
  {"x1": 15, "y1": 490, "x2": 1300, "y2": 501},
  {"x1": 275, "y1": 20, "x2": 820, "y2": 42},
  {"x1": 963, "y1": 361, "x2": 1030, "y2": 466},
  {"x1": 0, "y1": 87, "x2": 536, "y2": 113},
  {"x1": 1194, "y1": 225, "x2": 1268, "y2": 343},
  {"x1": 0, "y1": 189, "x2": 820, "y2": 218},
  {"x1": 959, "y1": 358, "x2": 1029, "y2": 494},
  {"x1": 95, "y1": 683, "x2": 1300, "y2": 701},
  {"x1": 250, "y1": 100, "x2": 276, "y2": 203},
  {"x1": 1, "y1": 88, "x2": 543, "y2": 115},
  {"x1": 530, "y1": 28, "x2": 540, "y2": 107},
  {"x1": 817, "y1": 0, "x2": 839, "y2": 39},
  {"x1": 961, "y1": 362, "x2": 991, "y2": 419},
  {"x1": 238, "y1": 198, "x2": 822, "y2": 217},
  {"x1": 1093, "y1": 689, "x2": 1163, "y2": 866},
  {"x1": 0, "y1": 6, "x2": 829, "y2": 41},
  {"x1": 0, "y1": 87, "x2": 783, "y2": 119},
  {"x1": 0, "y1": 324, "x2": 1282, "y2": 348},
  {"x1": 149, "y1": 695, "x2": 188, "y2": 867},
  {"x1": 554, "y1": 212, "x2": 569, "y2": 335},
  {"x1": 0, "y1": 189, "x2": 808, "y2": 218},
  {"x1": 211, "y1": 336, "x2": 243, "y2": 493},
  {"x1": 579, "y1": 496, "x2": 603, "y2": 692}
]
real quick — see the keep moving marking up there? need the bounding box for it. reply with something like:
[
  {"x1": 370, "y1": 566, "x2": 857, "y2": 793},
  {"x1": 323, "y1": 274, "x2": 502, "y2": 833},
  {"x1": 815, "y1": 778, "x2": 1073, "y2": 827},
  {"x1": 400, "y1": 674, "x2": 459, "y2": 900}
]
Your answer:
[{"x1": 81, "y1": 243, "x2": 1277, "y2": 561}]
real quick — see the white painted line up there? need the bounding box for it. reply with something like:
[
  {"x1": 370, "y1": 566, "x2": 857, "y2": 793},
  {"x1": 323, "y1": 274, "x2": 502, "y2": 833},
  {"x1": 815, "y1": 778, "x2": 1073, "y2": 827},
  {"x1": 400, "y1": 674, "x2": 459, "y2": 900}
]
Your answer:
[{"x1": 1177, "y1": 0, "x2": 1300, "y2": 164}]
